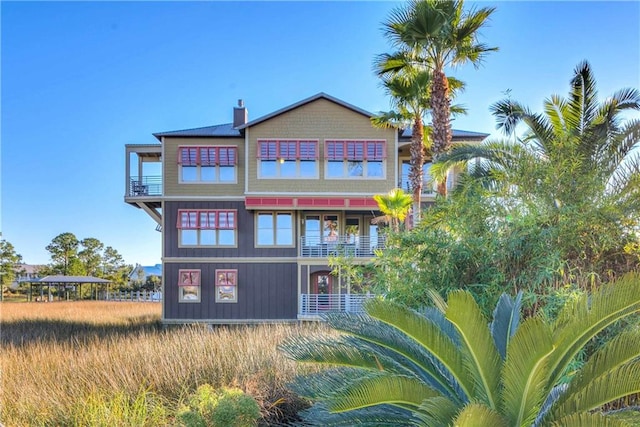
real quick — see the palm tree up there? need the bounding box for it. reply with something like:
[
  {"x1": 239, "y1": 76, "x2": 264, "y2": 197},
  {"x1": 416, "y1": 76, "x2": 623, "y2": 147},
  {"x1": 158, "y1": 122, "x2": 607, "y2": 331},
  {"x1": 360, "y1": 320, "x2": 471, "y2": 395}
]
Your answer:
[
  {"x1": 372, "y1": 68, "x2": 466, "y2": 225},
  {"x1": 281, "y1": 273, "x2": 640, "y2": 426},
  {"x1": 372, "y1": 188, "x2": 413, "y2": 232},
  {"x1": 378, "y1": 0, "x2": 497, "y2": 196},
  {"x1": 433, "y1": 61, "x2": 640, "y2": 275}
]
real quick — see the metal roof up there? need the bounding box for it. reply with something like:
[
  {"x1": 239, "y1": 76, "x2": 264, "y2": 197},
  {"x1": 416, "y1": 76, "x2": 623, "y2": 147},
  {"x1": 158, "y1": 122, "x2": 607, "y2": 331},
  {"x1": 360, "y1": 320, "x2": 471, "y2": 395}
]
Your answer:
[
  {"x1": 151, "y1": 93, "x2": 488, "y2": 142},
  {"x1": 153, "y1": 123, "x2": 241, "y2": 141},
  {"x1": 400, "y1": 128, "x2": 489, "y2": 140}
]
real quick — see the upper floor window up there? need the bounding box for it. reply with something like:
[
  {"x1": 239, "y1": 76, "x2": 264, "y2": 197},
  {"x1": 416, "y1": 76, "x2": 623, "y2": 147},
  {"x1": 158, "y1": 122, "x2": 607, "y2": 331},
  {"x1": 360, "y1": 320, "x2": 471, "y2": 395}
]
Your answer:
[
  {"x1": 256, "y1": 212, "x2": 294, "y2": 246},
  {"x1": 177, "y1": 209, "x2": 237, "y2": 247},
  {"x1": 178, "y1": 146, "x2": 237, "y2": 183},
  {"x1": 258, "y1": 140, "x2": 318, "y2": 178},
  {"x1": 325, "y1": 140, "x2": 386, "y2": 178}
]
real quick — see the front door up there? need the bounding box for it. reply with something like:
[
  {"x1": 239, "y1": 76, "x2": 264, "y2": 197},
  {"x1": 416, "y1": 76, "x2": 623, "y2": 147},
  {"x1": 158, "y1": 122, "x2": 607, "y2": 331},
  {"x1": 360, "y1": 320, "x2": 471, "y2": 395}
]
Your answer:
[{"x1": 312, "y1": 272, "x2": 332, "y2": 310}]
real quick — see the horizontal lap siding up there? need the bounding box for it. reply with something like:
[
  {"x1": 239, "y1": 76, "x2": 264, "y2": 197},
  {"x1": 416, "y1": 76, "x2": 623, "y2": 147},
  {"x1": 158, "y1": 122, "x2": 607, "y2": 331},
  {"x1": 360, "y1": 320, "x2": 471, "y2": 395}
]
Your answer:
[
  {"x1": 164, "y1": 262, "x2": 297, "y2": 321},
  {"x1": 247, "y1": 99, "x2": 396, "y2": 194}
]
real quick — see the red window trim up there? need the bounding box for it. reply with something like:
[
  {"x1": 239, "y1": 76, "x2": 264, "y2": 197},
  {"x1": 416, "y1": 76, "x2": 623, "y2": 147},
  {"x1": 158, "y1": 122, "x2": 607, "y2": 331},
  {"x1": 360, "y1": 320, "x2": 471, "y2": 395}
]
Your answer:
[
  {"x1": 257, "y1": 140, "x2": 318, "y2": 160},
  {"x1": 215, "y1": 269, "x2": 238, "y2": 287},
  {"x1": 177, "y1": 209, "x2": 237, "y2": 229},
  {"x1": 325, "y1": 140, "x2": 386, "y2": 161},
  {"x1": 178, "y1": 269, "x2": 201, "y2": 286},
  {"x1": 178, "y1": 146, "x2": 238, "y2": 166}
]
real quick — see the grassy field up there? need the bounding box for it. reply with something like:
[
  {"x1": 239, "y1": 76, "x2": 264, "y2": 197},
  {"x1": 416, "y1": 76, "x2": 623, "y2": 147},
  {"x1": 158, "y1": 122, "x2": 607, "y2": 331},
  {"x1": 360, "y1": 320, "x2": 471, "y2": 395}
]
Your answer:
[{"x1": 0, "y1": 301, "x2": 326, "y2": 426}]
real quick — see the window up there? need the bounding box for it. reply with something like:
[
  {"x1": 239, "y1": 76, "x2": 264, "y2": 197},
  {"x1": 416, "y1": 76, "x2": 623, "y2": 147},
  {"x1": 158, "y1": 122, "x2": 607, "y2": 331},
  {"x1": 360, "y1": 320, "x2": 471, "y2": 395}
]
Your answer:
[
  {"x1": 178, "y1": 269, "x2": 201, "y2": 302},
  {"x1": 256, "y1": 212, "x2": 293, "y2": 246},
  {"x1": 216, "y1": 269, "x2": 237, "y2": 303},
  {"x1": 258, "y1": 140, "x2": 318, "y2": 178},
  {"x1": 178, "y1": 146, "x2": 237, "y2": 183},
  {"x1": 325, "y1": 140, "x2": 386, "y2": 178},
  {"x1": 177, "y1": 210, "x2": 237, "y2": 247}
]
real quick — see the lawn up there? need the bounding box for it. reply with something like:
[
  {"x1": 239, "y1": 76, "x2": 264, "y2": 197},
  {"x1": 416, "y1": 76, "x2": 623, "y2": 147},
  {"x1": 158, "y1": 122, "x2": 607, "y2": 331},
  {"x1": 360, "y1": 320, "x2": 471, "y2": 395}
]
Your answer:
[{"x1": 0, "y1": 301, "x2": 324, "y2": 426}]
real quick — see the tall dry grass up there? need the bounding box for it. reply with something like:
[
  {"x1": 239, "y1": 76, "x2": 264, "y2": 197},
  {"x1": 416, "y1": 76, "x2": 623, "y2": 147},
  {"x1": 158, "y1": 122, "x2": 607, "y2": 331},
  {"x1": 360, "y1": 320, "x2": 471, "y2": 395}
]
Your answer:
[{"x1": 0, "y1": 301, "x2": 327, "y2": 426}]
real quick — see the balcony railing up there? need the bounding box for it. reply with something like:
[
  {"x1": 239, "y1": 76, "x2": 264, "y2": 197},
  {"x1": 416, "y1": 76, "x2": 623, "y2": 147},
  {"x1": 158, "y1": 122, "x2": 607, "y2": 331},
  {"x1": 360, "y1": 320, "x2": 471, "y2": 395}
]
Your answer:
[
  {"x1": 299, "y1": 235, "x2": 385, "y2": 258},
  {"x1": 128, "y1": 176, "x2": 162, "y2": 196},
  {"x1": 299, "y1": 293, "x2": 378, "y2": 317}
]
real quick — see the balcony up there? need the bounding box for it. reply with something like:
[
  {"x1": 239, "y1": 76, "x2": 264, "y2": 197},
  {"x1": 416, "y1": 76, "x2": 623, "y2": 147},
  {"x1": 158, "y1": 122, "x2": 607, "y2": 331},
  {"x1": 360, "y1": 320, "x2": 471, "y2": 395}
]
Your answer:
[
  {"x1": 128, "y1": 176, "x2": 162, "y2": 197},
  {"x1": 298, "y1": 293, "x2": 378, "y2": 319},
  {"x1": 299, "y1": 235, "x2": 385, "y2": 258}
]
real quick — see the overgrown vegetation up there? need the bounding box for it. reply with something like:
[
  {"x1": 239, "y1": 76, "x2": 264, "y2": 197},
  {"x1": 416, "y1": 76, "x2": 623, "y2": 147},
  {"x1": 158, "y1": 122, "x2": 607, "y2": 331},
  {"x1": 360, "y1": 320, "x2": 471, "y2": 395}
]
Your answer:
[{"x1": 0, "y1": 301, "x2": 325, "y2": 426}]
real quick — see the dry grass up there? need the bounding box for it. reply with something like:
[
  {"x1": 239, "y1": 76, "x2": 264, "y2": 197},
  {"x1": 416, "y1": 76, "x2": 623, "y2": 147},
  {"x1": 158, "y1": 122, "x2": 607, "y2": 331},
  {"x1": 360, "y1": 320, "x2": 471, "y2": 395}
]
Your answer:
[{"x1": 0, "y1": 301, "x2": 326, "y2": 426}]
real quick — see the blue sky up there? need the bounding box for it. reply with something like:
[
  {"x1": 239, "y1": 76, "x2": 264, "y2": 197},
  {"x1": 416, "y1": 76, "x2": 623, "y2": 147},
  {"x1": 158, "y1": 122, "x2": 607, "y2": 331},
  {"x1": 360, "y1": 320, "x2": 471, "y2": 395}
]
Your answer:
[{"x1": 2, "y1": 1, "x2": 639, "y2": 267}]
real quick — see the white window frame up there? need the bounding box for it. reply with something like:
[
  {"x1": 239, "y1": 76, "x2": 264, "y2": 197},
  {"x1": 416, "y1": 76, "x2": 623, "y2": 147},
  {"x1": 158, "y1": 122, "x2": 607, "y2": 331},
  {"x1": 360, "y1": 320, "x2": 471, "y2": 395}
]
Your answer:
[
  {"x1": 178, "y1": 146, "x2": 238, "y2": 183},
  {"x1": 177, "y1": 209, "x2": 237, "y2": 248},
  {"x1": 215, "y1": 269, "x2": 238, "y2": 303},
  {"x1": 178, "y1": 269, "x2": 201, "y2": 303},
  {"x1": 257, "y1": 139, "x2": 319, "y2": 179},
  {"x1": 325, "y1": 140, "x2": 386, "y2": 179},
  {"x1": 255, "y1": 211, "x2": 295, "y2": 247}
]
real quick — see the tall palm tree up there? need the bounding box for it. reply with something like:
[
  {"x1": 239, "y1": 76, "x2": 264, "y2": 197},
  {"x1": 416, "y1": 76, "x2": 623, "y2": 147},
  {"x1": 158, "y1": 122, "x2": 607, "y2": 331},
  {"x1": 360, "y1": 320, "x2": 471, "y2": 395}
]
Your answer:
[
  {"x1": 378, "y1": 0, "x2": 497, "y2": 196},
  {"x1": 372, "y1": 68, "x2": 465, "y2": 225},
  {"x1": 436, "y1": 62, "x2": 640, "y2": 221},
  {"x1": 281, "y1": 273, "x2": 640, "y2": 426},
  {"x1": 432, "y1": 61, "x2": 640, "y2": 280},
  {"x1": 372, "y1": 188, "x2": 413, "y2": 232}
]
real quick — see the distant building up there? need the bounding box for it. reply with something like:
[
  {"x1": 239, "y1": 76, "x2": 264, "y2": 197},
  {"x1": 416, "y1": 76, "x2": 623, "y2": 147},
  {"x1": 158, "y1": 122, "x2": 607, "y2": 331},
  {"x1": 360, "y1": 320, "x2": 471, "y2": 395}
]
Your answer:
[
  {"x1": 11, "y1": 264, "x2": 43, "y2": 289},
  {"x1": 128, "y1": 263, "x2": 163, "y2": 285}
]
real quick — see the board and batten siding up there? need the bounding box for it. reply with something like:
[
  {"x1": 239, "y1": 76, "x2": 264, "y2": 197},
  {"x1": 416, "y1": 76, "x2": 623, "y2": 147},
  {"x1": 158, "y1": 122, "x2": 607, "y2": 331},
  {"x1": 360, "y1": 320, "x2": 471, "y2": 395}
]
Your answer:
[
  {"x1": 164, "y1": 201, "x2": 297, "y2": 259},
  {"x1": 164, "y1": 262, "x2": 297, "y2": 321},
  {"x1": 247, "y1": 98, "x2": 397, "y2": 194},
  {"x1": 163, "y1": 137, "x2": 245, "y2": 197}
]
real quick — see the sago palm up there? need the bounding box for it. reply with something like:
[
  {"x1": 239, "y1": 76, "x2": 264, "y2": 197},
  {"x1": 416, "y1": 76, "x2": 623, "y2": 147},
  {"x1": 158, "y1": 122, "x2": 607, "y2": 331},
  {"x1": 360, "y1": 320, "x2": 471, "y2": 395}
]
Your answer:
[
  {"x1": 378, "y1": 0, "x2": 497, "y2": 196},
  {"x1": 281, "y1": 272, "x2": 640, "y2": 426}
]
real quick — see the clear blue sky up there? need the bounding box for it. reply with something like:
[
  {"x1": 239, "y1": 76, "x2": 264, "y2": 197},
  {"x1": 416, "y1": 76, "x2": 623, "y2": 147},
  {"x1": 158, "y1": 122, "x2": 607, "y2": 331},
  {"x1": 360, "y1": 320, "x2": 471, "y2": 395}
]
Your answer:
[{"x1": 2, "y1": 1, "x2": 639, "y2": 267}]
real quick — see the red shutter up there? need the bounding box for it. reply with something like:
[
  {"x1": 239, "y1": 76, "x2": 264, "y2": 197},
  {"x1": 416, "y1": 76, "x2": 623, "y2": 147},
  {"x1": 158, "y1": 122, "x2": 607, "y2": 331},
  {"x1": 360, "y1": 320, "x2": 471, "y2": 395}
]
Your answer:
[
  {"x1": 178, "y1": 147, "x2": 198, "y2": 165},
  {"x1": 326, "y1": 141, "x2": 344, "y2": 160},
  {"x1": 279, "y1": 141, "x2": 297, "y2": 160},
  {"x1": 219, "y1": 147, "x2": 237, "y2": 165},
  {"x1": 258, "y1": 141, "x2": 277, "y2": 160},
  {"x1": 299, "y1": 141, "x2": 318, "y2": 160},
  {"x1": 346, "y1": 141, "x2": 364, "y2": 160},
  {"x1": 366, "y1": 141, "x2": 385, "y2": 160},
  {"x1": 177, "y1": 210, "x2": 198, "y2": 229}
]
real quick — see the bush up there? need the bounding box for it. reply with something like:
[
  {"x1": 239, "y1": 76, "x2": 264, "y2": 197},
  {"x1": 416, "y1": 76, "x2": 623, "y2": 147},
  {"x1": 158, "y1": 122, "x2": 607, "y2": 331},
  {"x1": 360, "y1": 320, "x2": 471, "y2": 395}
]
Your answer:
[{"x1": 177, "y1": 385, "x2": 260, "y2": 427}]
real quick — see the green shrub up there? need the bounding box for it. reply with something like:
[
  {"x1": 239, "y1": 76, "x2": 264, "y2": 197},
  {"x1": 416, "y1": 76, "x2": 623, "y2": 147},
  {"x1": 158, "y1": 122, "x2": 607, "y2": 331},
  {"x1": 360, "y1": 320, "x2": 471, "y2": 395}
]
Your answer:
[
  {"x1": 177, "y1": 385, "x2": 260, "y2": 427},
  {"x1": 73, "y1": 388, "x2": 169, "y2": 427}
]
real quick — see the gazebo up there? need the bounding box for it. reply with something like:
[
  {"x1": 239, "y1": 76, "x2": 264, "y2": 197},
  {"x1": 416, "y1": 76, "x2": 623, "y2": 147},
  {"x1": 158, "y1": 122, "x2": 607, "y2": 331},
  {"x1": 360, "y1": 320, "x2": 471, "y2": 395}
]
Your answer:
[{"x1": 27, "y1": 275, "x2": 112, "y2": 302}]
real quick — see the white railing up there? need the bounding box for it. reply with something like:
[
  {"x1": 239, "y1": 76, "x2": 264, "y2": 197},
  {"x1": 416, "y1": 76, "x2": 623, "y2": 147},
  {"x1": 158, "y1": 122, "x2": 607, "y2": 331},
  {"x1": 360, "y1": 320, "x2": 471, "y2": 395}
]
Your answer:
[
  {"x1": 107, "y1": 290, "x2": 162, "y2": 302},
  {"x1": 299, "y1": 235, "x2": 385, "y2": 258},
  {"x1": 299, "y1": 293, "x2": 378, "y2": 316}
]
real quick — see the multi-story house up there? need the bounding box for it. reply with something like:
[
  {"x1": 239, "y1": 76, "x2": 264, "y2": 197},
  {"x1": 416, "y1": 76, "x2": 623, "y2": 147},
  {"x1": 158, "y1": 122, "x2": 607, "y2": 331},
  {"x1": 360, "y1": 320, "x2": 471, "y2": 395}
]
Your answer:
[{"x1": 125, "y1": 93, "x2": 487, "y2": 324}]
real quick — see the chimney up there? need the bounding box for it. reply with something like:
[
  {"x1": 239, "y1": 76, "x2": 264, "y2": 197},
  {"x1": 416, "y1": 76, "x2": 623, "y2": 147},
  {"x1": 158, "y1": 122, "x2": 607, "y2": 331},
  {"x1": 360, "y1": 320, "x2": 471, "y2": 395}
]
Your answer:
[{"x1": 233, "y1": 99, "x2": 248, "y2": 128}]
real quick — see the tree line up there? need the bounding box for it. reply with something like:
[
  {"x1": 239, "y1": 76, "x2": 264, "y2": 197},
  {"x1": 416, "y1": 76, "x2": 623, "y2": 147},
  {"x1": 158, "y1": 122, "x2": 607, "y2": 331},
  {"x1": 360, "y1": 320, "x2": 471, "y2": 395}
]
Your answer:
[{"x1": 0, "y1": 232, "x2": 148, "y2": 292}]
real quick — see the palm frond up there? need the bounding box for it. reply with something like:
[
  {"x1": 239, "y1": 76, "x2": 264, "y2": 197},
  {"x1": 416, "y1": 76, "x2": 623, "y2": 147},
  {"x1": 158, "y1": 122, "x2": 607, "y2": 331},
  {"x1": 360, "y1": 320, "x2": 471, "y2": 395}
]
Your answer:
[
  {"x1": 550, "y1": 412, "x2": 633, "y2": 427},
  {"x1": 547, "y1": 272, "x2": 640, "y2": 390},
  {"x1": 555, "y1": 329, "x2": 640, "y2": 409},
  {"x1": 451, "y1": 403, "x2": 509, "y2": 427},
  {"x1": 490, "y1": 291, "x2": 523, "y2": 360},
  {"x1": 327, "y1": 373, "x2": 440, "y2": 413},
  {"x1": 446, "y1": 290, "x2": 502, "y2": 409},
  {"x1": 568, "y1": 60, "x2": 599, "y2": 134},
  {"x1": 550, "y1": 363, "x2": 640, "y2": 420},
  {"x1": 501, "y1": 317, "x2": 554, "y2": 427},
  {"x1": 363, "y1": 298, "x2": 473, "y2": 401},
  {"x1": 298, "y1": 402, "x2": 416, "y2": 426},
  {"x1": 416, "y1": 396, "x2": 459, "y2": 425},
  {"x1": 325, "y1": 312, "x2": 463, "y2": 400}
]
